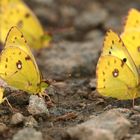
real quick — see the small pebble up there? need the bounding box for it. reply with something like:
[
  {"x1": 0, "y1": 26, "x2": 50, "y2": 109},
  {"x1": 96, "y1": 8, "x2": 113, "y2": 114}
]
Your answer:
[
  {"x1": 89, "y1": 78, "x2": 96, "y2": 89},
  {"x1": 133, "y1": 106, "x2": 140, "y2": 112},
  {"x1": 0, "y1": 123, "x2": 8, "y2": 133},
  {"x1": 13, "y1": 128, "x2": 43, "y2": 140},
  {"x1": 130, "y1": 134, "x2": 140, "y2": 140},
  {"x1": 24, "y1": 116, "x2": 38, "y2": 127},
  {"x1": 28, "y1": 95, "x2": 49, "y2": 115},
  {"x1": 11, "y1": 113, "x2": 24, "y2": 125}
]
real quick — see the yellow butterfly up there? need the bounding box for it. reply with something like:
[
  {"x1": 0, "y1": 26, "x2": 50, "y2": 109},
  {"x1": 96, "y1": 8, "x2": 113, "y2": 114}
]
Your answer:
[
  {"x1": 96, "y1": 30, "x2": 140, "y2": 100},
  {"x1": 0, "y1": 0, "x2": 51, "y2": 49},
  {"x1": 0, "y1": 26, "x2": 49, "y2": 104},
  {"x1": 121, "y1": 9, "x2": 140, "y2": 71}
]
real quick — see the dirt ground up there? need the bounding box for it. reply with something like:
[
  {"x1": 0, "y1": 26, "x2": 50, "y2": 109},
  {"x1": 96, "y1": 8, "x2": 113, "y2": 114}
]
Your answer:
[{"x1": 1, "y1": 0, "x2": 140, "y2": 140}]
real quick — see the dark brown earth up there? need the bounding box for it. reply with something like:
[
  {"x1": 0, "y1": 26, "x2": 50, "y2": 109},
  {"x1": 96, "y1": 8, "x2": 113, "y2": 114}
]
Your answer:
[{"x1": 1, "y1": 0, "x2": 140, "y2": 140}]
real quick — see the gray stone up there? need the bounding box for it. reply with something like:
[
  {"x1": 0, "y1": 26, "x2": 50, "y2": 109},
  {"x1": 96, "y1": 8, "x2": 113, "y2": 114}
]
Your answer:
[
  {"x1": 65, "y1": 109, "x2": 131, "y2": 140},
  {"x1": 24, "y1": 116, "x2": 38, "y2": 128},
  {"x1": 74, "y1": 8, "x2": 108, "y2": 30},
  {"x1": 60, "y1": 6, "x2": 78, "y2": 25},
  {"x1": 0, "y1": 79, "x2": 7, "y2": 87},
  {"x1": 13, "y1": 128, "x2": 43, "y2": 140},
  {"x1": 133, "y1": 105, "x2": 140, "y2": 112},
  {"x1": 85, "y1": 30, "x2": 103, "y2": 41},
  {"x1": 39, "y1": 40, "x2": 102, "y2": 80},
  {"x1": 65, "y1": 127, "x2": 114, "y2": 140},
  {"x1": 104, "y1": 16, "x2": 122, "y2": 32},
  {"x1": 130, "y1": 135, "x2": 140, "y2": 140},
  {"x1": 111, "y1": 108, "x2": 133, "y2": 118},
  {"x1": 11, "y1": 113, "x2": 24, "y2": 125},
  {"x1": 89, "y1": 110, "x2": 131, "y2": 139},
  {"x1": 0, "y1": 123, "x2": 8, "y2": 133},
  {"x1": 28, "y1": 95, "x2": 49, "y2": 115},
  {"x1": 89, "y1": 78, "x2": 96, "y2": 89}
]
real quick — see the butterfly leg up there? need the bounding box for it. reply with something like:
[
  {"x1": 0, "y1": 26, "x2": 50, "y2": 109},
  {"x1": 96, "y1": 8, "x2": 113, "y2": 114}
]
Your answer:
[
  {"x1": 0, "y1": 87, "x2": 12, "y2": 109},
  {"x1": 3, "y1": 97, "x2": 13, "y2": 111},
  {"x1": 132, "y1": 92, "x2": 137, "y2": 108},
  {"x1": 38, "y1": 91, "x2": 53, "y2": 107}
]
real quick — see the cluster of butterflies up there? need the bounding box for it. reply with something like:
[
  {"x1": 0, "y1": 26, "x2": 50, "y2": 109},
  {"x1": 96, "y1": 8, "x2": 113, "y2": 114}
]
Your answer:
[
  {"x1": 96, "y1": 9, "x2": 140, "y2": 103},
  {"x1": 0, "y1": 0, "x2": 52, "y2": 104},
  {"x1": 0, "y1": 0, "x2": 140, "y2": 106}
]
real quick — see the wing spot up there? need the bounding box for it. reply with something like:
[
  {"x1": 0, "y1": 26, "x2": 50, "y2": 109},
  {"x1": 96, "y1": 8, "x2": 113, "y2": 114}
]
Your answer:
[
  {"x1": 121, "y1": 58, "x2": 127, "y2": 67},
  {"x1": 28, "y1": 81, "x2": 32, "y2": 86},
  {"x1": 112, "y1": 40, "x2": 114, "y2": 44},
  {"x1": 112, "y1": 69, "x2": 119, "y2": 77},
  {"x1": 122, "y1": 58, "x2": 127, "y2": 62},
  {"x1": 103, "y1": 79, "x2": 105, "y2": 82},
  {"x1": 119, "y1": 39, "x2": 122, "y2": 43},
  {"x1": 16, "y1": 60, "x2": 22, "y2": 70},
  {"x1": 102, "y1": 71, "x2": 105, "y2": 75},
  {"x1": 4, "y1": 20, "x2": 8, "y2": 24},
  {"x1": 6, "y1": 58, "x2": 8, "y2": 62},
  {"x1": 17, "y1": 20, "x2": 23, "y2": 28},
  {"x1": 21, "y1": 34, "x2": 24, "y2": 38},
  {"x1": 107, "y1": 61, "x2": 110, "y2": 65},
  {"x1": 114, "y1": 59, "x2": 116, "y2": 63},
  {"x1": 16, "y1": 9, "x2": 20, "y2": 13},
  {"x1": 5, "y1": 64, "x2": 7, "y2": 68},
  {"x1": 37, "y1": 83, "x2": 41, "y2": 87},
  {"x1": 14, "y1": 37, "x2": 17, "y2": 40},
  {"x1": 5, "y1": 72, "x2": 7, "y2": 76},
  {"x1": 109, "y1": 51, "x2": 111, "y2": 54},
  {"x1": 136, "y1": 20, "x2": 139, "y2": 24},
  {"x1": 137, "y1": 46, "x2": 140, "y2": 52},
  {"x1": 132, "y1": 36, "x2": 135, "y2": 40},
  {"x1": 25, "y1": 13, "x2": 30, "y2": 18},
  {"x1": 25, "y1": 55, "x2": 31, "y2": 61},
  {"x1": 10, "y1": 11, "x2": 13, "y2": 15}
]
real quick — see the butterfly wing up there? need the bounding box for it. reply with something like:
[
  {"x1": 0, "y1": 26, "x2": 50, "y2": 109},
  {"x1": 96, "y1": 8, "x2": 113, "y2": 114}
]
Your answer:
[
  {"x1": 96, "y1": 55, "x2": 139, "y2": 100},
  {"x1": 123, "y1": 9, "x2": 140, "y2": 31},
  {"x1": 0, "y1": 0, "x2": 50, "y2": 49},
  {"x1": 121, "y1": 9, "x2": 140, "y2": 70},
  {"x1": 5, "y1": 26, "x2": 40, "y2": 75},
  {"x1": 0, "y1": 46, "x2": 41, "y2": 93},
  {"x1": 102, "y1": 30, "x2": 139, "y2": 83}
]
